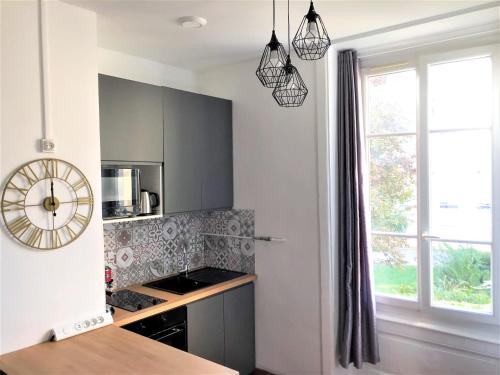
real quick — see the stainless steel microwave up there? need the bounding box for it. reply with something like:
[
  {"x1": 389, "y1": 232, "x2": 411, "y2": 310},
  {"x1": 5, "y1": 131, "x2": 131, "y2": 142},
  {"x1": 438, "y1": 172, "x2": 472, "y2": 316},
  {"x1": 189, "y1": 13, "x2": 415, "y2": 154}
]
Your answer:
[{"x1": 101, "y1": 167, "x2": 141, "y2": 219}]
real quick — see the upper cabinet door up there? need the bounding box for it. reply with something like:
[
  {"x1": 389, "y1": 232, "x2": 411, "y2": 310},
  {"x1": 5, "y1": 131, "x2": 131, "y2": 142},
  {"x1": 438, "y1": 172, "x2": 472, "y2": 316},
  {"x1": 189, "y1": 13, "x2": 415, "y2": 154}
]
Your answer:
[
  {"x1": 98, "y1": 74, "x2": 164, "y2": 162},
  {"x1": 202, "y1": 96, "x2": 233, "y2": 210},
  {"x1": 163, "y1": 88, "x2": 204, "y2": 213}
]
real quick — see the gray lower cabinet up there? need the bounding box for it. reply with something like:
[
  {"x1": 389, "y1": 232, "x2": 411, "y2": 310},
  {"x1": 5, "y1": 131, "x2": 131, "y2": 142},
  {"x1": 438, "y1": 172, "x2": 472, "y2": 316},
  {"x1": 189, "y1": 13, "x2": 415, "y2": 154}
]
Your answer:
[
  {"x1": 187, "y1": 283, "x2": 255, "y2": 375},
  {"x1": 98, "y1": 74, "x2": 163, "y2": 162},
  {"x1": 163, "y1": 87, "x2": 233, "y2": 214},
  {"x1": 187, "y1": 293, "x2": 225, "y2": 365},
  {"x1": 223, "y1": 284, "x2": 256, "y2": 375}
]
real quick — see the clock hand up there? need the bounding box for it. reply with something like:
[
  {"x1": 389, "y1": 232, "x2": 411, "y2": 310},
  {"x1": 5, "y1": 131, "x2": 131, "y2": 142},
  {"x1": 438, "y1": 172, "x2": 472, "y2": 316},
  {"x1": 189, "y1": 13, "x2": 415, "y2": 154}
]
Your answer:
[{"x1": 50, "y1": 180, "x2": 56, "y2": 217}]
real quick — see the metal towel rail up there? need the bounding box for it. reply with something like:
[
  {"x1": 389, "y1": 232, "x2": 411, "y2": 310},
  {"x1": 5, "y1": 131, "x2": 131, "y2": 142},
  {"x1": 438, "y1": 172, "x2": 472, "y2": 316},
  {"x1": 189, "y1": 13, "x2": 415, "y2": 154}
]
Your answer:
[{"x1": 199, "y1": 233, "x2": 286, "y2": 242}]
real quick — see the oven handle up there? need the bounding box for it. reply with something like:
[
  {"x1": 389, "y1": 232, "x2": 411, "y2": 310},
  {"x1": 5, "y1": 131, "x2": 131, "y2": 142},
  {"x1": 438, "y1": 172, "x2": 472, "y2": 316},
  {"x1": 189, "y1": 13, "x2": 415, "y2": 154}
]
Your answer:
[{"x1": 149, "y1": 324, "x2": 186, "y2": 341}]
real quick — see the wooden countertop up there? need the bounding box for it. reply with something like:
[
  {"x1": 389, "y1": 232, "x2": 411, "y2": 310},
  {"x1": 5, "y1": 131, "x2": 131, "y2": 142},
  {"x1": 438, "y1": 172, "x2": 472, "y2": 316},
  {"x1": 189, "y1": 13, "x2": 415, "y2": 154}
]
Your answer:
[
  {"x1": 0, "y1": 325, "x2": 238, "y2": 375},
  {"x1": 112, "y1": 274, "x2": 257, "y2": 326}
]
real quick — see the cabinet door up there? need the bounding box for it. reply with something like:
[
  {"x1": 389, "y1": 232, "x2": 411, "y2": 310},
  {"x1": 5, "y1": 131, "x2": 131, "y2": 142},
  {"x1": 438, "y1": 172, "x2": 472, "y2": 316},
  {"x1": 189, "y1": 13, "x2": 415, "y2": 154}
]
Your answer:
[
  {"x1": 187, "y1": 294, "x2": 225, "y2": 365},
  {"x1": 163, "y1": 88, "x2": 204, "y2": 213},
  {"x1": 202, "y1": 96, "x2": 233, "y2": 210},
  {"x1": 99, "y1": 74, "x2": 163, "y2": 162},
  {"x1": 224, "y1": 283, "x2": 255, "y2": 375}
]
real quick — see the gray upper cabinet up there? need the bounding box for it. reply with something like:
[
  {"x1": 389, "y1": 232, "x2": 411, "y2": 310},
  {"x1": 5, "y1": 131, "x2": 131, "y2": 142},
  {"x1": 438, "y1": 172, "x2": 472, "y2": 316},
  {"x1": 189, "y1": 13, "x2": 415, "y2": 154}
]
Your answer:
[
  {"x1": 187, "y1": 294, "x2": 225, "y2": 365},
  {"x1": 163, "y1": 88, "x2": 204, "y2": 213},
  {"x1": 224, "y1": 283, "x2": 255, "y2": 375},
  {"x1": 202, "y1": 96, "x2": 233, "y2": 210},
  {"x1": 98, "y1": 74, "x2": 163, "y2": 162},
  {"x1": 163, "y1": 87, "x2": 233, "y2": 214}
]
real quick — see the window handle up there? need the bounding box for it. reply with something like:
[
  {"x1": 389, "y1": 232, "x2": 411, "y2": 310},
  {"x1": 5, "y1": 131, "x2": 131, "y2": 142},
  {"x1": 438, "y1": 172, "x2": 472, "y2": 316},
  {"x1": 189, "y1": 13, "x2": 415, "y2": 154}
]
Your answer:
[{"x1": 422, "y1": 233, "x2": 440, "y2": 240}]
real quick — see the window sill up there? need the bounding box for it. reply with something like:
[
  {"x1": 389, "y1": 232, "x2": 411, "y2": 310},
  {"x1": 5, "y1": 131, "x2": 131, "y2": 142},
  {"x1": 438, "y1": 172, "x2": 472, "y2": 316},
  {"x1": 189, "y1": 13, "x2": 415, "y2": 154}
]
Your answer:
[{"x1": 375, "y1": 309, "x2": 500, "y2": 359}]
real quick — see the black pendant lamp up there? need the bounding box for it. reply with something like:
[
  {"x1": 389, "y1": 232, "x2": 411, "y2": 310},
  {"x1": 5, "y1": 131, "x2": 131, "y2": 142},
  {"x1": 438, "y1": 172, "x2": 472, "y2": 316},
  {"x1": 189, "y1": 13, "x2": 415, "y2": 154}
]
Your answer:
[
  {"x1": 256, "y1": 0, "x2": 288, "y2": 88},
  {"x1": 272, "y1": 0, "x2": 308, "y2": 107},
  {"x1": 292, "y1": 1, "x2": 331, "y2": 60}
]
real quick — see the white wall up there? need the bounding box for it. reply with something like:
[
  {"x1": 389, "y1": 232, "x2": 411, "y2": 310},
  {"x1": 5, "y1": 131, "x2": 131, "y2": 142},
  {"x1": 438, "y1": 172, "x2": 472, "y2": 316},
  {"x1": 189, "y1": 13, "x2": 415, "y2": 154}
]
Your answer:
[
  {"x1": 199, "y1": 59, "x2": 323, "y2": 374},
  {"x1": 98, "y1": 48, "x2": 198, "y2": 92},
  {"x1": 0, "y1": 0, "x2": 104, "y2": 354}
]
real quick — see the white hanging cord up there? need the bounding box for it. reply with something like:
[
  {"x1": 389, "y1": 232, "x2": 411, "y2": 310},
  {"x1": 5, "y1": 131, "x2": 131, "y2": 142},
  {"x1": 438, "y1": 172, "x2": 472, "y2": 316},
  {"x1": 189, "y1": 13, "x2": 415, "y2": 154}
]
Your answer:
[{"x1": 38, "y1": 0, "x2": 54, "y2": 152}]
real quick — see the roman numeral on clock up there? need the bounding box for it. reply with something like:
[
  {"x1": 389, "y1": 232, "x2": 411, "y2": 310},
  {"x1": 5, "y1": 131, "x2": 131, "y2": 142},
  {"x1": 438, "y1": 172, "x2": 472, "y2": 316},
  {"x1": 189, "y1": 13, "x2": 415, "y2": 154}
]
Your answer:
[
  {"x1": 18, "y1": 166, "x2": 38, "y2": 185},
  {"x1": 7, "y1": 216, "x2": 31, "y2": 236},
  {"x1": 6, "y1": 181, "x2": 28, "y2": 196},
  {"x1": 25, "y1": 227, "x2": 43, "y2": 248},
  {"x1": 2, "y1": 200, "x2": 25, "y2": 212},
  {"x1": 50, "y1": 229, "x2": 62, "y2": 248},
  {"x1": 41, "y1": 159, "x2": 58, "y2": 179},
  {"x1": 73, "y1": 212, "x2": 88, "y2": 227},
  {"x1": 76, "y1": 196, "x2": 92, "y2": 205},
  {"x1": 71, "y1": 179, "x2": 86, "y2": 191}
]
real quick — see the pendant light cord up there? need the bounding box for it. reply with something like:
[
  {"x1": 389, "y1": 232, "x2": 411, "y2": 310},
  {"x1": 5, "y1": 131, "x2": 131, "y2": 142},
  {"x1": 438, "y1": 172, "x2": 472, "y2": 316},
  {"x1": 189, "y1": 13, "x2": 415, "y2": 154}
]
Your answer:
[
  {"x1": 272, "y1": 0, "x2": 275, "y2": 30},
  {"x1": 287, "y1": 0, "x2": 290, "y2": 54}
]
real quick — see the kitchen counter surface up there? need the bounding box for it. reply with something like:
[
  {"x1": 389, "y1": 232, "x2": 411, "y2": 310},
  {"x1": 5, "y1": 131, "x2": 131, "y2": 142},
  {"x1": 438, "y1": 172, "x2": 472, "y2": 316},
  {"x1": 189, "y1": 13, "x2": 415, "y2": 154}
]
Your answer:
[
  {"x1": 112, "y1": 273, "x2": 257, "y2": 326},
  {"x1": 0, "y1": 325, "x2": 238, "y2": 375}
]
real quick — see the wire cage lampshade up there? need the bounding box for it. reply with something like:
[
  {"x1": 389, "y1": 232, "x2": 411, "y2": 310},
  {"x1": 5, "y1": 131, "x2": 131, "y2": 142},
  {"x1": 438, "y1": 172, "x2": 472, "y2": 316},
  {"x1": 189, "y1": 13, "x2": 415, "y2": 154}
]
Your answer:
[
  {"x1": 292, "y1": 1, "x2": 331, "y2": 60},
  {"x1": 272, "y1": 55, "x2": 308, "y2": 107},
  {"x1": 256, "y1": 30, "x2": 289, "y2": 88}
]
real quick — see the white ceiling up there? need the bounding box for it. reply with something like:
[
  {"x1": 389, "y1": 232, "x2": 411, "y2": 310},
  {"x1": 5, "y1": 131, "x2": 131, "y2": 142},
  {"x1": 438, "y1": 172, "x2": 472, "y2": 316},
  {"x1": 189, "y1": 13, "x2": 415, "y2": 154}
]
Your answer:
[{"x1": 66, "y1": 0, "x2": 491, "y2": 71}]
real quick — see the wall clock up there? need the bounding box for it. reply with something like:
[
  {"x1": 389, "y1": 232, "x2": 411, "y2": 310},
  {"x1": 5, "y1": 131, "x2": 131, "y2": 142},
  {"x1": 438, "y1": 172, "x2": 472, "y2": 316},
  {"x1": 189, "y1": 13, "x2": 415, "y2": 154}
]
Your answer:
[{"x1": 1, "y1": 158, "x2": 94, "y2": 249}]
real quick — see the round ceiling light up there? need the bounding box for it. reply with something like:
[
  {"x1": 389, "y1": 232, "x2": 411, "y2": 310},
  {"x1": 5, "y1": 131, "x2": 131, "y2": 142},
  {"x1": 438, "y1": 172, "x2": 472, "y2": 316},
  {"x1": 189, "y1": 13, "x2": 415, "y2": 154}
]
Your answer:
[{"x1": 178, "y1": 16, "x2": 207, "y2": 28}]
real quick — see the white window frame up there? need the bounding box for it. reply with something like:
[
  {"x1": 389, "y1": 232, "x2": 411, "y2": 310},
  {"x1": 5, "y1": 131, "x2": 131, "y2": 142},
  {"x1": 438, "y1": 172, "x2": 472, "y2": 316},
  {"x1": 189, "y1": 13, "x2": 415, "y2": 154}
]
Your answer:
[{"x1": 362, "y1": 44, "x2": 500, "y2": 326}]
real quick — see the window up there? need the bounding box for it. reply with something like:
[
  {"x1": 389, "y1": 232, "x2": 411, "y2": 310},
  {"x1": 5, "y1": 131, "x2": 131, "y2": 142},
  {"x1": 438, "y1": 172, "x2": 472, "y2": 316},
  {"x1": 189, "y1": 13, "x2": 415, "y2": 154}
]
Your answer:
[{"x1": 363, "y1": 46, "x2": 499, "y2": 321}]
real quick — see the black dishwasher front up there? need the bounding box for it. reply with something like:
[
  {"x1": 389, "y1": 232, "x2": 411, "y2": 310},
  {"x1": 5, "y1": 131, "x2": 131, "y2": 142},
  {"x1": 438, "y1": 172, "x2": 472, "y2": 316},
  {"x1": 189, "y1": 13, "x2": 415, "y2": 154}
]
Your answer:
[{"x1": 121, "y1": 306, "x2": 187, "y2": 351}]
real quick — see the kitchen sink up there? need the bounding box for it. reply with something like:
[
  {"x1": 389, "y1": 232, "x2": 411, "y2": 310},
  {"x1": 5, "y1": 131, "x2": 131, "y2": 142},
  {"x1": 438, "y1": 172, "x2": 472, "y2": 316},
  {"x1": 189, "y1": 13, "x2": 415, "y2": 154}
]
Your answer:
[
  {"x1": 185, "y1": 267, "x2": 245, "y2": 285},
  {"x1": 143, "y1": 267, "x2": 246, "y2": 295},
  {"x1": 144, "y1": 275, "x2": 211, "y2": 295}
]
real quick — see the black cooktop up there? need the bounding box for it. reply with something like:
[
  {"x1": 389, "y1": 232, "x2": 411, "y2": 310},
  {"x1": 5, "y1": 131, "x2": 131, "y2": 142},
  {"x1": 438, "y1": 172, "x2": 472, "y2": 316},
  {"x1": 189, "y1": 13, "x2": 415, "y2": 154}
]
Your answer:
[{"x1": 106, "y1": 289, "x2": 166, "y2": 312}]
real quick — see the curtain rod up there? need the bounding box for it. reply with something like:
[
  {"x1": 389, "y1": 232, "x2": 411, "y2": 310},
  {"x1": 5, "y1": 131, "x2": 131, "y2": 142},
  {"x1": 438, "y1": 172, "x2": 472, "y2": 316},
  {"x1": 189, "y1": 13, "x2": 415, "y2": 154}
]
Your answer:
[
  {"x1": 332, "y1": 1, "x2": 500, "y2": 45},
  {"x1": 357, "y1": 27, "x2": 499, "y2": 60}
]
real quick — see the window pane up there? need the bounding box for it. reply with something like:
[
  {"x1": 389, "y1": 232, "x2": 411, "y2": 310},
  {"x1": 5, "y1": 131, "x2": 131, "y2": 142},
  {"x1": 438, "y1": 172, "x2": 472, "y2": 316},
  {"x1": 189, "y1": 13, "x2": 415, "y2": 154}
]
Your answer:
[
  {"x1": 432, "y1": 242, "x2": 492, "y2": 313},
  {"x1": 372, "y1": 235, "x2": 417, "y2": 299},
  {"x1": 429, "y1": 56, "x2": 492, "y2": 130},
  {"x1": 369, "y1": 135, "x2": 417, "y2": 234},
  {"x1": 367, "y1": 70, "x2": 416, "y2": 134},
  {"x1": 429, "y1": 130, "x2": 492, "y2": 241}
]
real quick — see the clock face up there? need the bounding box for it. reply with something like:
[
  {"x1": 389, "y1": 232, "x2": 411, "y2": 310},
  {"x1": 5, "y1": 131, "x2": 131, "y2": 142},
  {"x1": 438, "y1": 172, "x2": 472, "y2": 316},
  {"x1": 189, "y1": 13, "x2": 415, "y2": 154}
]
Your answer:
[{"x1": 1, "y1": 158, "x2": 94, "y2": 249}]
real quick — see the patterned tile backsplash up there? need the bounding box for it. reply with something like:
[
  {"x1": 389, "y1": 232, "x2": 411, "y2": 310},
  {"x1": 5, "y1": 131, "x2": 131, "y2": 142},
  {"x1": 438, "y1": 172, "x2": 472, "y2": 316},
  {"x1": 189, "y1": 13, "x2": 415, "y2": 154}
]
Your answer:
[{"x1": 104, "y1": 209, "x2": 255, "y2": 289}]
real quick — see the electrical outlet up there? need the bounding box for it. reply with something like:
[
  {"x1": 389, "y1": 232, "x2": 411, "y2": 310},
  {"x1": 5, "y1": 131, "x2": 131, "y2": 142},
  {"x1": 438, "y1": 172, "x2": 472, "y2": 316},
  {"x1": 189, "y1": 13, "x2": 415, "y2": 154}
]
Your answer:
[
  {"x1": 50, "y1": 311, "x2": 113, "y2": 341},
  {"x1": 40, "y1": 138, "x2": 55, "y2": 153}
]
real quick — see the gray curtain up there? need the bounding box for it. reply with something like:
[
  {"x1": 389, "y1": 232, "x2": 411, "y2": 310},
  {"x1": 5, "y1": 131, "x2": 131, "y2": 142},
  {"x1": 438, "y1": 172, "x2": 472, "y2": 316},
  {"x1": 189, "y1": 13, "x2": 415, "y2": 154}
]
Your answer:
[{"x1": 337, "y1": 49, "x2": 380, "y2": 369}]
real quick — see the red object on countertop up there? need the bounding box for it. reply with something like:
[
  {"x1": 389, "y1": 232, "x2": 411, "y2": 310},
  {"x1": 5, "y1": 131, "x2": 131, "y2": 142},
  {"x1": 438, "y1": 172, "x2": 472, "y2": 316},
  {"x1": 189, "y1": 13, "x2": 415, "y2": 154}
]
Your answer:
[{"x1": 105, "y1": 266, "x2": 112, "y2": 284}]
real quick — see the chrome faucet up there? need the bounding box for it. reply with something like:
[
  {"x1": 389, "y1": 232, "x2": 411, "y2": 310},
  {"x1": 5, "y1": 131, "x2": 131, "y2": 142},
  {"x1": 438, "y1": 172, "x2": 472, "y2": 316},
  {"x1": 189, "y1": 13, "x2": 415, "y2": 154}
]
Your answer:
[{"x1": 181, "y1": 241, "x2": 189, "y2": 277}]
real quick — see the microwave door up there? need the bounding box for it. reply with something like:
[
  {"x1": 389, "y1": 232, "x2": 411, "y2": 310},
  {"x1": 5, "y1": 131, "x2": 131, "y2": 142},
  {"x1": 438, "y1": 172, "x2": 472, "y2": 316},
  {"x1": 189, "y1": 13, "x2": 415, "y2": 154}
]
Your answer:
[{"x1": 101, "y1": 168, "x2": 140, "y2": 218}]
